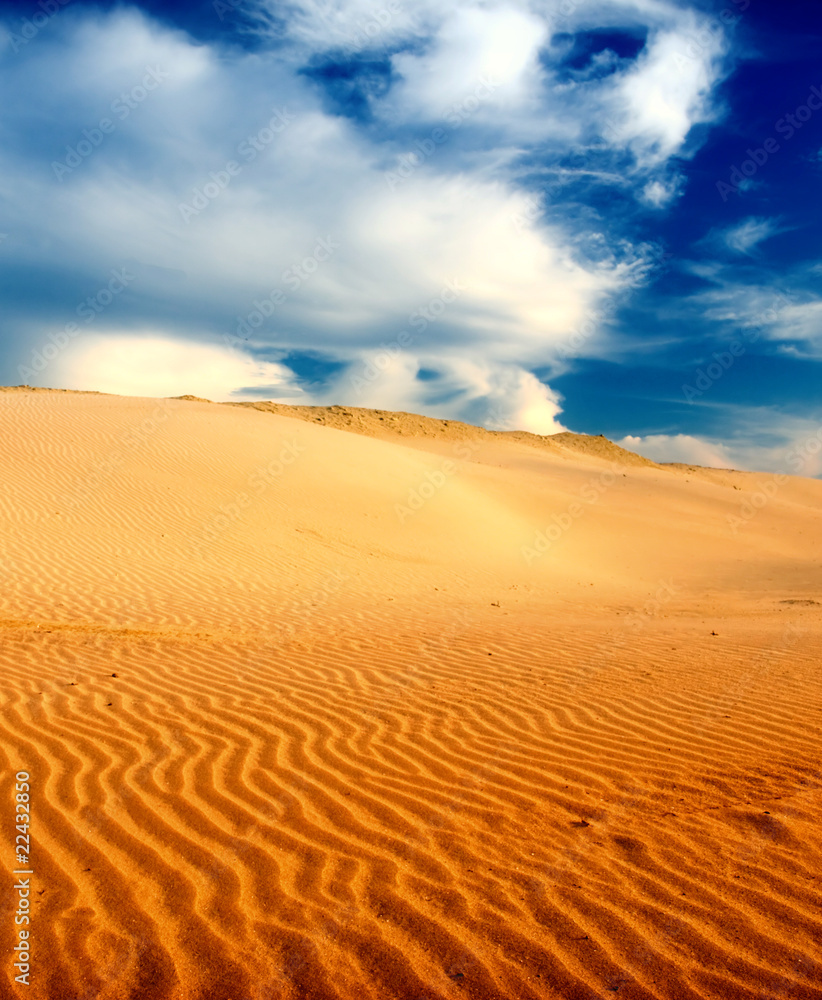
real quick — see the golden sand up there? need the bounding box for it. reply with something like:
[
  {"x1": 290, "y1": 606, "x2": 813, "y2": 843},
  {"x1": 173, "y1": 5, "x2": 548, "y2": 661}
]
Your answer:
[{"x1": 1, "y1": 388, "x2": 820, "y2": 999}]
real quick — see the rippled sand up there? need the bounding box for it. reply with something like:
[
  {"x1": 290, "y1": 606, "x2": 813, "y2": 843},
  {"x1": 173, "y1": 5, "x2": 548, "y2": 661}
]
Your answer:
[{"x1": 1, "y1": 389, "x2": 821, "y2": 999}]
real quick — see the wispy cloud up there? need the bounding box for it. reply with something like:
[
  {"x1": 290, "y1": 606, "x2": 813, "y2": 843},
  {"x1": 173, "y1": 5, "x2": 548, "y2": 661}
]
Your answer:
[
  {"x1": 689, "y1": 276, "x2": 821, "y2": 353},
  {"x1": 769, "y1": 300, "x2": 822, "y2": 352},
  {"x1": 719, "y1": 216, "x2": 781, "y2": 255}
]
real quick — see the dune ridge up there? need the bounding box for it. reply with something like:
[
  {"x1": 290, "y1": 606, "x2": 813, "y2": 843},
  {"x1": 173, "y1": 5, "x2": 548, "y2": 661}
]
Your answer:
[
  {"x1": 1, "y1": 387, "x2": 658, "y2": 468},
  {"x1": 222, "y1": 400, "x2": 657, "y2": 469},
  {"x1": 1, "y1": 389, "x2": 820, "y2": 999}
]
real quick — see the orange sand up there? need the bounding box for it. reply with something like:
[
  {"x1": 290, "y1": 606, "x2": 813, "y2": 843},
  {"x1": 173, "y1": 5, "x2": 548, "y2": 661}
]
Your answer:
[{"x1": 0, "y1": 388, "x2": 820, "y2": 999}]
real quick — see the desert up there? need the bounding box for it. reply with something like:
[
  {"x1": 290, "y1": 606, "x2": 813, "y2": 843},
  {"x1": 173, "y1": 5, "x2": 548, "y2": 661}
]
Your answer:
[{"x1": 0, "y1": 387, "x2": 820, "y2": 1000}]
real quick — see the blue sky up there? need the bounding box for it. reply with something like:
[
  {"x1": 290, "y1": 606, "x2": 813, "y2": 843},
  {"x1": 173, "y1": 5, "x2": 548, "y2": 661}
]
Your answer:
[{"x1": 1, "y1": 0, "x2": 821, "y2": 473}]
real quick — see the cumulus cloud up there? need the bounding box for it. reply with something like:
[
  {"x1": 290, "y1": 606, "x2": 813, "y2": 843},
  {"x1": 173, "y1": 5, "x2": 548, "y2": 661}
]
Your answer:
[
  {"x1": 472, "y1": 364, "x2": 566, "y2": 434},
  {"x1": 0, "y1": 0, "x2": 734, "y2": 428},
  {"x1": 47, "y1": 333, "x2": 304, "y2": 402},
  {"x1": 324, "y1": 351, "x2": 566, "y2": 433},
  {"x1": 387, "y1": 6, "x2": 549, "y2": 121}
]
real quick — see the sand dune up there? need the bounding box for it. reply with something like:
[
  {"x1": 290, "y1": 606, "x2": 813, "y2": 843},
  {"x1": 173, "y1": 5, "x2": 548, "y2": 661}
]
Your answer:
[{"x1": 1, "y1": 388, "x2": 821, "y2": 999}]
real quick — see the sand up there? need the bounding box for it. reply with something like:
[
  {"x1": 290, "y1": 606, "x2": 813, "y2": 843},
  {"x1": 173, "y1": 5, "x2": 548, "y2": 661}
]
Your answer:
[{"x1": 0, "y1": 387, "x2": 820, "y2": 1000}]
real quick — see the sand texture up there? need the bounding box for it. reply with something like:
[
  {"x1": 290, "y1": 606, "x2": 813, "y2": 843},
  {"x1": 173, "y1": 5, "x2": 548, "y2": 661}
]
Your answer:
[{"x1": 1, "y1": 389, "x2": 821, "y2": 999}]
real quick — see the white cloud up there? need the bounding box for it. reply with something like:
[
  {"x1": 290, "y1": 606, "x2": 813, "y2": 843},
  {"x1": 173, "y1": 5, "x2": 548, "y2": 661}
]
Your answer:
[
  {"x1": 767, "y1": 300, "x2": 822, "y2": 348},
  {"x1": 45, "y1": 333, "x2": 304, "y2": 402},
  {"x1": 721, "y1": 217, "x2": 779, "y2": 255},
  {"x1": 622, "y1": 409, "x2": 822, "y2": 478},
  {"x1": 641, "y1": 176, "x2": 682, "y2": 207},
  {"x1": 388, "y1": 6, "x2": 549, "y2": 120},
  {"x1": 263, "y1": 0, "x2": 429, "y2": 51},
  {"x1": 268, "y1": 0, "x2": 732, "y2": 174},
  {"x1": 0, "y1": 0, "x2": 735, "y2": 433},
  {"x1": 332, "y1": 353, "x2": 567, "y2": 433},
  {"x1": 4, "y1": 28, "x2": 639, "y2": 363},
  {"x1": 691, "y1": 281, "x2": 822, "y2": 350},
  {"x1": 609, "y1": 16, "x2": 727, "y2": 166},
  {"x1": 476, "y1": 364, "x2": 566, "y2": 434},
  {"x1": 620, "y1": 432, "x2": 736, "y2": 468}
]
